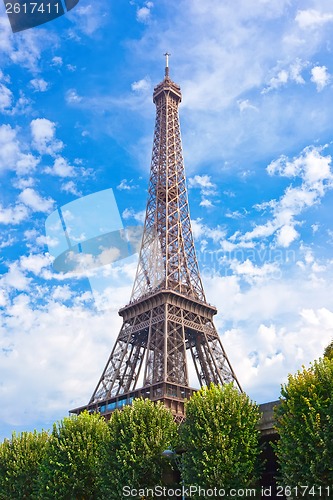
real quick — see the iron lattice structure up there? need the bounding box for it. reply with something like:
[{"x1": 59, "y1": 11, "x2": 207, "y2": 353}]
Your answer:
[{"x1": 71, "y1": 60, "x2": 241, "y2": 420}]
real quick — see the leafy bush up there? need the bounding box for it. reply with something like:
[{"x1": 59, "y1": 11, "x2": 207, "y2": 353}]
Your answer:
[
  {"x1": 275, "y1": 357, "x2": 333, "y2": 498},
  {"x1": 0, "y1": 429, "x2": 48, "y2": 499},
  {"x1": 37, "y1": 411, "x2": 110, "y2": 499},
  {"x1": 180, "y1": 383, "x2": 262, "y2": 498},
  {"x1": 104, "y1": 398, "x2": 178, "y2": 498}
]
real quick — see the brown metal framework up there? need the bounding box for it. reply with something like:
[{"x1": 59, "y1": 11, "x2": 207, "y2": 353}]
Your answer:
[{"x1": 71, "y1": 60, "x2": 241, "y2": 420}]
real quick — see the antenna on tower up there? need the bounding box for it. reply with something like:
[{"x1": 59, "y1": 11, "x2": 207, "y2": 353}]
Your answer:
[{"x1": 164, "y1": 52, "x2": 170, "y2": 77}]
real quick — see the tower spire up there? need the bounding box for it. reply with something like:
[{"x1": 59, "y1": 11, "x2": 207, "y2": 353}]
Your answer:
[
  {"x1": 70, "y1": 65, "x2": 241, "y2": 422},
  {"x1": 164, "y1": 52, "x2": 170, "y2": 77}
]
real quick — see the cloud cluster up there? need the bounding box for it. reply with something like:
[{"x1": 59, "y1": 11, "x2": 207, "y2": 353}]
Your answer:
[
  {"x1": 136, "y1": 1, "x2": 154, "y2": 24},
  {"x1": 0, "y1": 245, "x2": 137, "y2": 437},
  {"x1": 202, "y1": 250, "x2": 333, "y2": 401},
  {"x1": 30, "y1": 118, "x2": 63, "y2": 156},
  {"x1": 0, "y1": 16, "x2": 58, "y2": 73},
  {"x1": 18, "y1": 188, "x2": 54, "y2": 212},
  {"x1": 117, "y1": 178, "x2": 139, "y2": 191},
  {"x1": 295, "y1": 9, "x2": 333, "y2": 29},
  {"x1": 310, "y1": 65, "x2": 330, "y2": 92},
  {"x1": 0, "y1": 285, "x2": 121, "y2": 433},
  {"x1": 0, "y1": 124, "x2": 39, "y2": 175},
  {"x1": 228, "y1": 145, "x2": 333, "y2": 248},
  {"x1": 188, "y1": 174, "x2": 218, "y2": 208},
  {"x1": 30, "y1": 78, "x2": 49, "y2": 93},
  {"x1": 0, "y1": 116, "x2": 87, "y2": 220},
  {"x1": 121, "y1": 0, "x2": 333, "y2": 172},
  {"x1": 262, "y1": 59, "x2": 307, "y2": 93}
]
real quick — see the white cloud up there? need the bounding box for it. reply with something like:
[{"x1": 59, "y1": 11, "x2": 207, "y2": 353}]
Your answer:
[
  {"x1": 2, "y1": 263, "x2": 31, "y2": 291},
  {"x1": 230, "y1": 259, "x2": 279, "y2": 283},
  {"x1": 30, "y1": 78, "x2": 49, "y2": 92},
  {"x1": 188, "y1": 174, "x2": 216, "y2": 192},
  {"x1": 225, "y1": 208, "x2": 247, "y2": 220},
  {"x1": 264, "y1": 69, "x2": 289, "y2": 92},
  {"x1": 0, "y1": 19, "x2": 59, "y2": 73},
  {"x1": 189, "y1": 174, "x2": 218, "y2": 208},
  {"x1": 24, "y1": 230, "x2": 58, "y2": 251},
  {"x1": 191, "y1": 218, "x2": 226, "y2": 243},
  {"x1": 20, "y1": 254, "x2": 52, "y2": 276},
  {"x1": 200, "y1": 199, "x2": 213, "y2": 208},
  {"x1": 0, "y1": 124, "x2": 40, "y2": 175},
  {"x1": 66, "y1": 89, "x2": 82, "y2": 104},
  {"x1": 276, "y1": 224, "x2": 299, "y2": 247},
  {"x1": 237, "y1": 99, "x2": 258, "y2": 112},
  {"x1": 267, "y1": 145, "x2": 332, "y2": 187},
  {"x1": 68, "y1": 3, "x2": 108, "y2": 36},
  {"x1": 30, "y1": 118, "x2": 63, "y2": 156},
  {"x1": 117, "y1": 179, "x2": 131, "y2": 190},
  {"x1": 36, "y1": 234, "x2": 59, "y2": 248},
  {"x1": 10, "y1": 93, "x2": 32, "y2": 116},
  {"x1": 136, "y1": 2, "x2": 154, "y2": 23},
  {"x1": 117, "y1": 179, "x2": 138, "y2": 191},
  {"x1": 45, "y1": 157, "x2": 75, "y2": 177},
  {"x1": 296, "y1": 9, "x2": 333, "y2": 30},
  {"x1": 289, "y1": 59, "x2": 307, "y2": 84},
  {"x1": 0, "y1": 124, "x2": 18, "y2": 171},
  {"x1": 51, "y1": 56, "x2": 63, "y2": 67},
  {"x1": 61, "y1": 181, "x2": 81, "y2": 196},
  {"x1": 131, "y1": 77, "x2": 151, "y2": 92},
  {"x1": 12, "y1": 177, "x2": 35, "y2": 190},
  {"x1": 0, "y1": 250, "x2": 136, "y2": 432},
  {"x1": 66, "y1": 64, "x2": 77, "y2": 72},
  {"x1": 262, "y1": 59, "x2": 307, "y2": 93},
  {"x1": 0, "y1": 290, "x2": 122, "y2": 430},
  {"x1": 52, "y1": 285, "x2": 73, "y2": 301},
  {"x1": 0, "y1": 70, "x2": 10, "y2": 83},
  {"x1": 122, "y1": 208, "x2": 145, "y2": 223},
  {"x1": 311, "y1": 65, "x2": 330, "y2": 92},
  {"x1": 0, "y1": 235, "x2": 15, "y2": 249},
  {"x1": 0, "y1": 203, "x2": 28, "y2": 225},
  {"x1": 16, "y1": 154, "x2": 40, "y2": 175},
  {"x1": 235, "y1": 146, "x2": 333, "y2": 247},
  {"x1": 18, "y1": 188, "x2": 54, "y2": 213},
  {"x1": 202, "y1": 258, "x2": 333, "y2": 401},
  {"x1": 0, "y1": 83, "x2": 13, "y2": 112}
]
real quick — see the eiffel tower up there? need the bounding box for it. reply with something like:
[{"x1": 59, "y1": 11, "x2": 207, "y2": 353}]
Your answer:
[{"x1": 71, "y1": 55, "x2": 241, "y2": 421}]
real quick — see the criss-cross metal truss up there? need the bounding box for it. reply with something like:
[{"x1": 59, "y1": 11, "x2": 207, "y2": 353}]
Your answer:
[
  {"x1": 71, "y1": 61, "x2": 241, "y2": 420},
  {"x1": 130, "y1": 72, "x2": 205, "y2": 303}
]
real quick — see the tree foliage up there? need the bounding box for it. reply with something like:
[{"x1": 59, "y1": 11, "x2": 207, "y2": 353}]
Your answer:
[
  {"x1": 0, "y1": 429, "x2": 49, "y2": 499},
  {"x1": 104, "y1": 398, "x2": 179, "y2": 498},
  {"x1": 324, "y1": 339, "x2": 333, "y2": 360},
  {"x1": 180, "y1": 383, "x2": 262, "y2": 498},
  {"x1": 275, "y1": 357, "x2": 333, "y2": 498},
  {"x1": 37, "y1": 410, "x2": 110, "y2": 499}
]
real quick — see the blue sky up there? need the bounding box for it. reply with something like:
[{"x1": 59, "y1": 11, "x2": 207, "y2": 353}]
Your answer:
[{"x1": 1, "y1": 0, "x2": 333, "y2": 440}]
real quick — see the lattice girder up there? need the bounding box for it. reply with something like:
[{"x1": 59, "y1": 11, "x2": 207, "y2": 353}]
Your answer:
[
  {"x1": 130, "y1": 75, "x2": 205, "y2": 302},
  {"x1": 71, "y1": 64, "x2": 241, "y2": 420},
  {"x1": 88, "y1": 290, "x2": 241, "y2": 405}
]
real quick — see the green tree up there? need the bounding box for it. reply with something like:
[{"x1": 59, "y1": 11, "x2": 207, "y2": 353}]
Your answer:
[
  {"x1": 37, "y1": 410, "x2": 110, "y2": 499},
  {"x1": 180, "y1": 383, "x2": 262, "y2": 499},
  {"x1": 104, "y1": 398, "x2": 179, "y2": 498},
  {"x1": 0, "y1": 429, "x2": 49, "y2": 499},
  {"x1": 324, "y1": 339, "x2": 333, "y2": 360},
  {"x1": 275, "y1": 357, "x2": 333, "y2": 498}
]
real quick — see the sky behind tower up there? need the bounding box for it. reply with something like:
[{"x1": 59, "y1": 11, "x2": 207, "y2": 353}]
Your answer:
[{"x1": 1, "y1": 0, "x2": 333, "y2": 440}]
